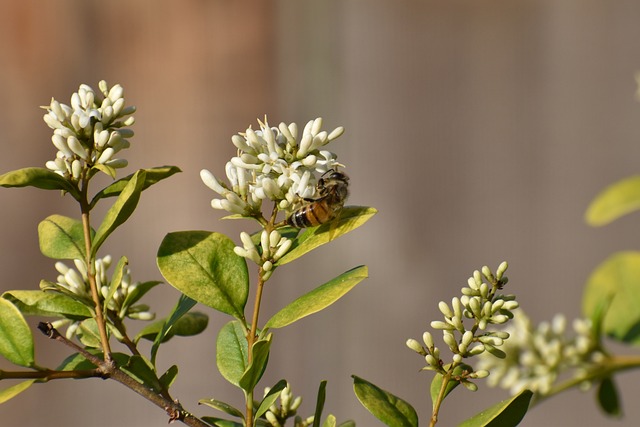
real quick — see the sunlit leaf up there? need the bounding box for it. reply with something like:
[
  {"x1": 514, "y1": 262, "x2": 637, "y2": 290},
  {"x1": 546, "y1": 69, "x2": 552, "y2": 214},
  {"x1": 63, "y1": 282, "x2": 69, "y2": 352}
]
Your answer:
[
  {"x1": 277, "y1": 206, "x2": 376, "y2": 265},
  {"x1": 0, "y1": 167, "x2": 79, "y2": 199},
  {"x1": 458, "y1": 389, "x2": 532, "y2": 427},
  {"x1": 239, "y1": 335, "x2": 271, "y2": 393},
  {"x1": 265, "y1": 266, "x2": 368, "y2": 329},
  {"x1": 583, "y1": 251, "x2": 640, "y2": 344},
  {"x1": 0, "y1": 299, "x2": 35, "y2": 367},
  {"x1": 199, "y1": 398, "x2": 244, "y2": 419},
  {"x1": 201, "y1": 417, "x2": 244, "y2": 427},
  {"x1": 38, "y1": 215, "x2": 90, "y2": 260},
  {"x1": 157, "y1": 231, "x2": 249, "y2": 320},
  {"x1": 216, "y1": 321, "x2": 248, "y2": 387},
  {"x1": 103, "y1": 256, "x2": 128, "y2": 310},
  {"x1": 429, "y1": 364, "x2": 473, "y2": 409},
  {"x1": 0, "y1": 380, "x2": 36, "y2": 404},
  {"x1": 585, "y1": 176, "x2": 640, "y2": 226},
  {"x1": 3, "y1": 290, "x2": 91, "y2": 319},
  {"x1": 353, "y1": 375, "x2": 417, "y2": 427},
  {"x1": 255, "y1": 379, "x2": 287, "y2": 420}
]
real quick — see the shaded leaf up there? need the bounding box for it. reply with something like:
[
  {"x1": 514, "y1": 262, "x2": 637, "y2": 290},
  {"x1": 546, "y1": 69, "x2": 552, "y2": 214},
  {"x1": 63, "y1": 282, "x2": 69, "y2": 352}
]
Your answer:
[
  {"x1": 597, "y1": 377, "x2": 622, "y2": 417},
  {"x1": 277, "y1": 206, "x2": 377, "y2": 265},
  {"x1": 582, "y1": 251, "x2": 640, "y2": 344},
  {"x1": 136, "y1": 311, "x2": 208, "y2": 346},
  {"x1": 90, "y1": 166, "x2": 181, "y2": 208},
  {"x1": 585, "y1": 176, "x2": 640, "y2": 226},
  {"x1": 265, "y1": 265, "x2": 368, "y2": 329},
  {"x1": 57, "y1": 351, "x2": 129, "y2": 371},
  {"x1": 149, "y1": 294, "x2": 197, "y2": 365},
  {"x1": 0, "y1": 167, "x2": 79, "y2": 199},
  {"x1": 255, "y1": 379, "x2": 287, "y2": 420},
  {"x1": 216, "y1": 321, "x2": 248, "y2": 387},
  {"x1": 92, "y1": 170, "x2": 146, "y2": 256},
  {"x1": 103, "y1": 256, "x2": 128, "y2": 310},
  {"x1": 38, "y1": 215, "x2": 90, "y2": 260},
  {"x1": 157, "y1": 231, "x2": 249, "y2": 320},
  {"x1": 458, "y1": 389, "x2": 532, "y2": 427},
  {"x1": 76, "y1": 318, "x2": 102, "y2": 348},
  {"x1": 201, "y1": 417, "x2": 244, "y2": 427},
  {"x1": 0, "y1": 380, "x2": 35, "y2": 404},
  {"x1": 159, "y1": 365, "x2": 179, "y2": 391},
  {"x1": 0, "y1": 299, "x2": 35, "y2": 367},
  {"x1": 199, "y1": 398, "x2": 244, "y2": 419},
  {"x1": 313, "y1": 380, "x2": 328, "y2": 427},
  {"x1": 239, "y1": 335, "x2": 271, "y2": 393},
  {"x1": 121, "y1": 355, "x2": 161, "y2": 391},
  {"x1": 430, "y1": 365, "x2": 473, "y2": 409},
  {"x1": 121, "y1": 280, "x2": 161, "y2": 309},
  {"x1": 353, "y1": 376, "x2": 418, "y2": 427},
  {"x1": 3, "y1": 290, "x2": 91, "y2": 319}
]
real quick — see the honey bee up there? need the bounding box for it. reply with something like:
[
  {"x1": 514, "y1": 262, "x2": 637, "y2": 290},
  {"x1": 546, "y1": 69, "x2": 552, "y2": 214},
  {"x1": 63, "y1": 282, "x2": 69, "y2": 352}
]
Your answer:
[{"x1": 287, "y1": 170, "x2": 350, "y2": 228}]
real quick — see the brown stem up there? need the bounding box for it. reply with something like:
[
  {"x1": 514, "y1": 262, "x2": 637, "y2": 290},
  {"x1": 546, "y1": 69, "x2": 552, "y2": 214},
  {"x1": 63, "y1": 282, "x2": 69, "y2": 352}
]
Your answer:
[
  {"x1": 0, "y1": 369, "x2": 104, "y2": 381},
  {"x1": 38, "y1": 322, "x2": 208, "y2": 427}
]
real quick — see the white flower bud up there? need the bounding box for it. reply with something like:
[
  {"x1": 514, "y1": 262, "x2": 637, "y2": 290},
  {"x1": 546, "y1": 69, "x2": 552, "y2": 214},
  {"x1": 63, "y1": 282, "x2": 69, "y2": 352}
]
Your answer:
[
  {"x1": 425, "y1": 354, "x2": 439, "y2": 368},
  {"x1": 438, "y1": 301, "x2": 453, "y2": 318},
  {"x1": 260, "y1": 230, "x2": 270, "y2": 254},
  {"x1": 272, "y1": 239, "x2": 292, "y2": 261},
  {"x1": 71, "y1": 160, "x2": 82, "y2": 179},
  {"x1": 262, "y1": 261, "x2": 273, "y2": 272},
  {"x1": 406, "y1": 338, "x2": 424, "y2": 354},
  {"x1": 423, "y1": 332, "x2": 434, "y2": 349},
  {"x1": 496, "y1": 261, "x2": 508, "y2": 279},
  {"x1": 452, "y1": 354, "x2": 463, "y2": 364},
  {"x1": 67, "y1": 136, "x2": 88, "y2": 160},
  {"x1": 52, "y1": 134, "x2": 74, "y2": 157},
  {"x1": 97, "y1": 147, "x2": 115, "y2": 164},
  {"x1": 328, "y1": 126, "x2": 344, "y2": 140},
  {"x1": 240, "y1": 232, "x2": 255, "y2": 250},
  {"x1": 201, "y1": 169, "x2": 226, "y2": 194}
]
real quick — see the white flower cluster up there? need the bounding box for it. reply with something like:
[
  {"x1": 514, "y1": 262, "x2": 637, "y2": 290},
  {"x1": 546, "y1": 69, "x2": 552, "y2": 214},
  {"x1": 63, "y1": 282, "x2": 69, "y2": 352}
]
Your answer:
[
  {"x1": 234, "y1": 230, "x2": 292, "y2": 280},
  {"x1": 200, "y1": 117, "x2": 344, "y2": 217},
  {"x1": 406, "y1": 262, "x2": 517, "y2": 388},
  {"x1": 49, "y1": 256, "x2": 153, "y2": 325},
  {"x1": 477, "y1": 311, "x2": 604, "y2": 395},
  {"x1": 43, "y1": 80, "x2": 135, "y2": 181},
  {"x1": 262, "y1": 383, "x2": 312, "y2": 427}
]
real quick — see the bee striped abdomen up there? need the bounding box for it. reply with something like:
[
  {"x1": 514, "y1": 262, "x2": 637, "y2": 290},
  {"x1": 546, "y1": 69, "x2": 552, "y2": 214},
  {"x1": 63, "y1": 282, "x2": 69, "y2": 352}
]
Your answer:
[
  {"x1": 288, "y1": 201, "x2": 333, "y2": 228},
  {"x1": 286, "y1": 170, "x2": 349, "y2": 229}
]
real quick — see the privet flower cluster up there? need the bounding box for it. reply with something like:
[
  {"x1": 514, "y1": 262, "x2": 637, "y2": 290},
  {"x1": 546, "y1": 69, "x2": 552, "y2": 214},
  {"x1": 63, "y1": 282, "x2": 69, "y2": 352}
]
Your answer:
[
  {"x1": 406, "y1": 262, "x2": 518, "y2": 390},
  {"x1": 45, "y1": 256, "x2": 154, "y2": 339},
  {"x1": 477, "y1": 311, "x2": 604, "y2": 395},
  {"x1": 43, "y1": 80, "x2": 135, "y2": 181},
  {"x1": 262, "y1": 383, "x2": 313, "y2": 427},
  {"x1": 201, "y1": 117, "x2": 345, "y2": 268}
]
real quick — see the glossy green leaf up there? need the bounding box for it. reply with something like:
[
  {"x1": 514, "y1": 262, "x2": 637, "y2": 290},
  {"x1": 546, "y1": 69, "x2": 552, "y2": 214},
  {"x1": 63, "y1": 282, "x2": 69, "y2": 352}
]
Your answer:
[
  {"x1": 265, "y1": 265, "x2": 368, "y2": 329},
  {"x1": 0, "y1": 299, "x2": 35, "y2": 367},
  {"x1": 255, "y1": 379, "x2": 287, "y2": 420},
  {"x1": 199, "y1": 398, "x2": 244, "y2": 419},
  {"x1": 157, "y1": 231, "x2": 249, "y2": 320},
  {"x1": 201, "y1": 417, "x2": 244, "y2": 427},
  {"x1": 3, "y1": 290, "x2": 91, "y2": 319},
  {"x1": 585, "y1": 176, "x2": 640, "y2": 226},
  {"x1": 104, "y1": 256, "x2": 128, "y2": 310},
  {"x1": 583, "y1": 251, "x2": 640, "y2": 344},
  {"x1": 597, "y1": 377, "x2": 622, "y2": 417},
  {"x1": 429, "y1": 364, "x2": 473, "y2": 408},
  {"x1": 0, "y1": 380, "x2": 36, "y2": 404},
  {"x1": 313, "y1": 380, "x2": 328, "y2": 427},
  {"x1": 277, "y1": 206, "x2": 377, "y2": 265},
  {"x1": 159, "y1": 365, "x2": 179, "y2": 390},
  {"x1": 92, "y1": 170, "x2": 146, "y2": 256},
  {"x1": 458, "y1": 389, "x2": 532, "y2": 427},
  {"x1": 353, "y1": 375, "x2": 417, "y2": 427},
  {"x1": 216, "y1": 321, "x2": 249, "y2": 387},
  {"x1": 0, "y1": 167, "x2": 79, "y2": 198},
  {"x1": 239, "y1": 335, "x2": 271, "y2": 393},
  {"x1": 90, "y1": 166, "x2": 181, "y2": 208},
  {"x1": 38, "y1": 215, "x2": 90, "y2": 260}
]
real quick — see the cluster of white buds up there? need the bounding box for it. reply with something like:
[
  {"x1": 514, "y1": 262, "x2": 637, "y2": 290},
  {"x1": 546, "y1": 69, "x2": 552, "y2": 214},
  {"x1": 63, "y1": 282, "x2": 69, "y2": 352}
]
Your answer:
[
  {"x1": 99, "y1": 265, "x2": 155, "y2": 321},
  {"x1": 51, "y1": 256, "x2": 114, "y2": 303},
  {"x1": 406, "y1": 262, "x2": 517, "y2": 389},
  {"x1": 477, "y1": 311, "x2": 604, "y2": 395},
  {"x1": 200, "y1": 117, "x2": 344, "y2": 218},
  {"x1": 233, "y1": 230, "x2": 292, "y2": 281},
  {"x1": 43, "y1": 80, "x2": 135, "y2": 181},
  {"x1": 262, "y1": 383, "x2": 312, "y2": 427}
]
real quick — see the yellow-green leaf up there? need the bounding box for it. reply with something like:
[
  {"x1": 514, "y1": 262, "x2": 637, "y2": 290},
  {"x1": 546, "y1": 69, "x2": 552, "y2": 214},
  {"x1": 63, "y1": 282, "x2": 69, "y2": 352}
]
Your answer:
[{"x1": 586, "y1": 176, "x2": 640, "y2": 226}]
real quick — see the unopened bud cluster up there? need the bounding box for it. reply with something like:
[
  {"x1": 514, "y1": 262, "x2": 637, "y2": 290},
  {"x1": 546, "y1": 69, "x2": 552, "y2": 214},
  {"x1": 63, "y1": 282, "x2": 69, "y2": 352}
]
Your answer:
[
  {"x1": 477, "y1": 311, "x2": 604, "y2": 395},
  {"x1": 233, "y1": 229, "x2": 292, "y2": 281},
  {"x1": 43, "y1": 80, "x2": 135, "y2": 181},
  {"x1": 262, "y1": 383, "x2": 312, "y2": 427},
  {"x1": 407, "y1": 262, "x2": 517, "y2": 388},
  {"x1": 201, "y1": 117, "x2": 344, "y2": 219},
  {"x1": 45, "y1": 255, "x2": 154, "y2": 339}
]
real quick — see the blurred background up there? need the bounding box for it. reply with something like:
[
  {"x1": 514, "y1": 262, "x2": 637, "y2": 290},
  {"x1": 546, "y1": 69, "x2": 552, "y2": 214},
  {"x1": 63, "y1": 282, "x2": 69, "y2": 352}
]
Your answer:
[{"x1": 2, "y1": 1, "x2": 640, "y2": 426}]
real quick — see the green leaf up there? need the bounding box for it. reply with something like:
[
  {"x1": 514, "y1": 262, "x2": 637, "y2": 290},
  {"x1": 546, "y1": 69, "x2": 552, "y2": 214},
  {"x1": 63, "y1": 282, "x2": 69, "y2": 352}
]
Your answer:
[
  {"x1": 582, "y1": 251, "x2": 640, "y2": 344},
  {"x1": 157, "y1": 231, "x2": 249, "y2": 320},
  {"x1": 255, "y1": 379, "x2": 287, "y2": 420},
  {"x1": 277, "y1": 206, "x2": 377, "y2": 265},
  {"x1": 353, "y1": 376, "x2": 418, "y2": 427},
  {"x1": 585, "y1": 176, "x2": 640, "y2": 226},
  {"x1": 313, "y1": 380, "x2": 328, "y2": 427},
  {"x1": 90, "y1": 166, "x2": 181, "y2": 208},
  {"x1": 239, "y1": 335, "x2": 271, "y2": 393},
  {"x1": 0, "y1": 299, "x2": 35, "y2": 367},
  {"x1": 265, "y1": 265, "x2": 368, "y2": 329},
  {"x1": 0, "y1": 167, "x2": 79, "y2": 199},
  {"x1": 103, "y1": 256, "x2": 128, "y2": 310},
  {"x1": 338, "y1": 422, "x2": 356, "y2": 427},
  {"x1": 92, "y1": 170, "x2": 146, "y2": 256},
  {"x1": 458, "y1": 389, "x2": 532, "y2": 427},
  {"x1": 76, "y1": 318, "x2": 102, "y2": 348},
  {"x1": 597, "y1": 377, "x2": 622, "y2": 417},
  {"x1": 430, "y1": 365, "x2": 473, "y2": 408},
  {"x1": 38, "y1": 215, "x2": 91, "y2": 260},
  {"x1": 159, "y1": 365, "x2": 179, "y2": 390},
  {"x1": 216, "y1": 321, "x2": 249, "y2": 387},
  {"x1": 56, "y1": 351, "x2": 129, "y2": 371},
  {"x1": 322, "y1": 414, "x2": 336, "y2": 427},
  {"x1": 199, "y1": 399, "x2": 244, "y2": 419},
  {"x1": 121, "y1": 355, "x2": 161, "y2": 391},
  {"x1": 0, "y1": 380, "x2": 36, "y2": 404},
  {"x1": 147, "y1": 294, "x2": 199, "y2": 365},
  {"x1": 3, "y1": 290, "x2": 91, "y2": 319},
  {"x1": 201, "y1": 417, "x2": 244, "y2": 427},
  {"x1": 121, "y1": 280, "x2": 161, "y2": 309}
]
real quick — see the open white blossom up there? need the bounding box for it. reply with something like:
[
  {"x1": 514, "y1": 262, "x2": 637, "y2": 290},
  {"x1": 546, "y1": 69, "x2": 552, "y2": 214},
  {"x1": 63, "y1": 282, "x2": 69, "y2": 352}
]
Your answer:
[{"x1": 43, "y1": 80, "x2": 136, "y2": 181}]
